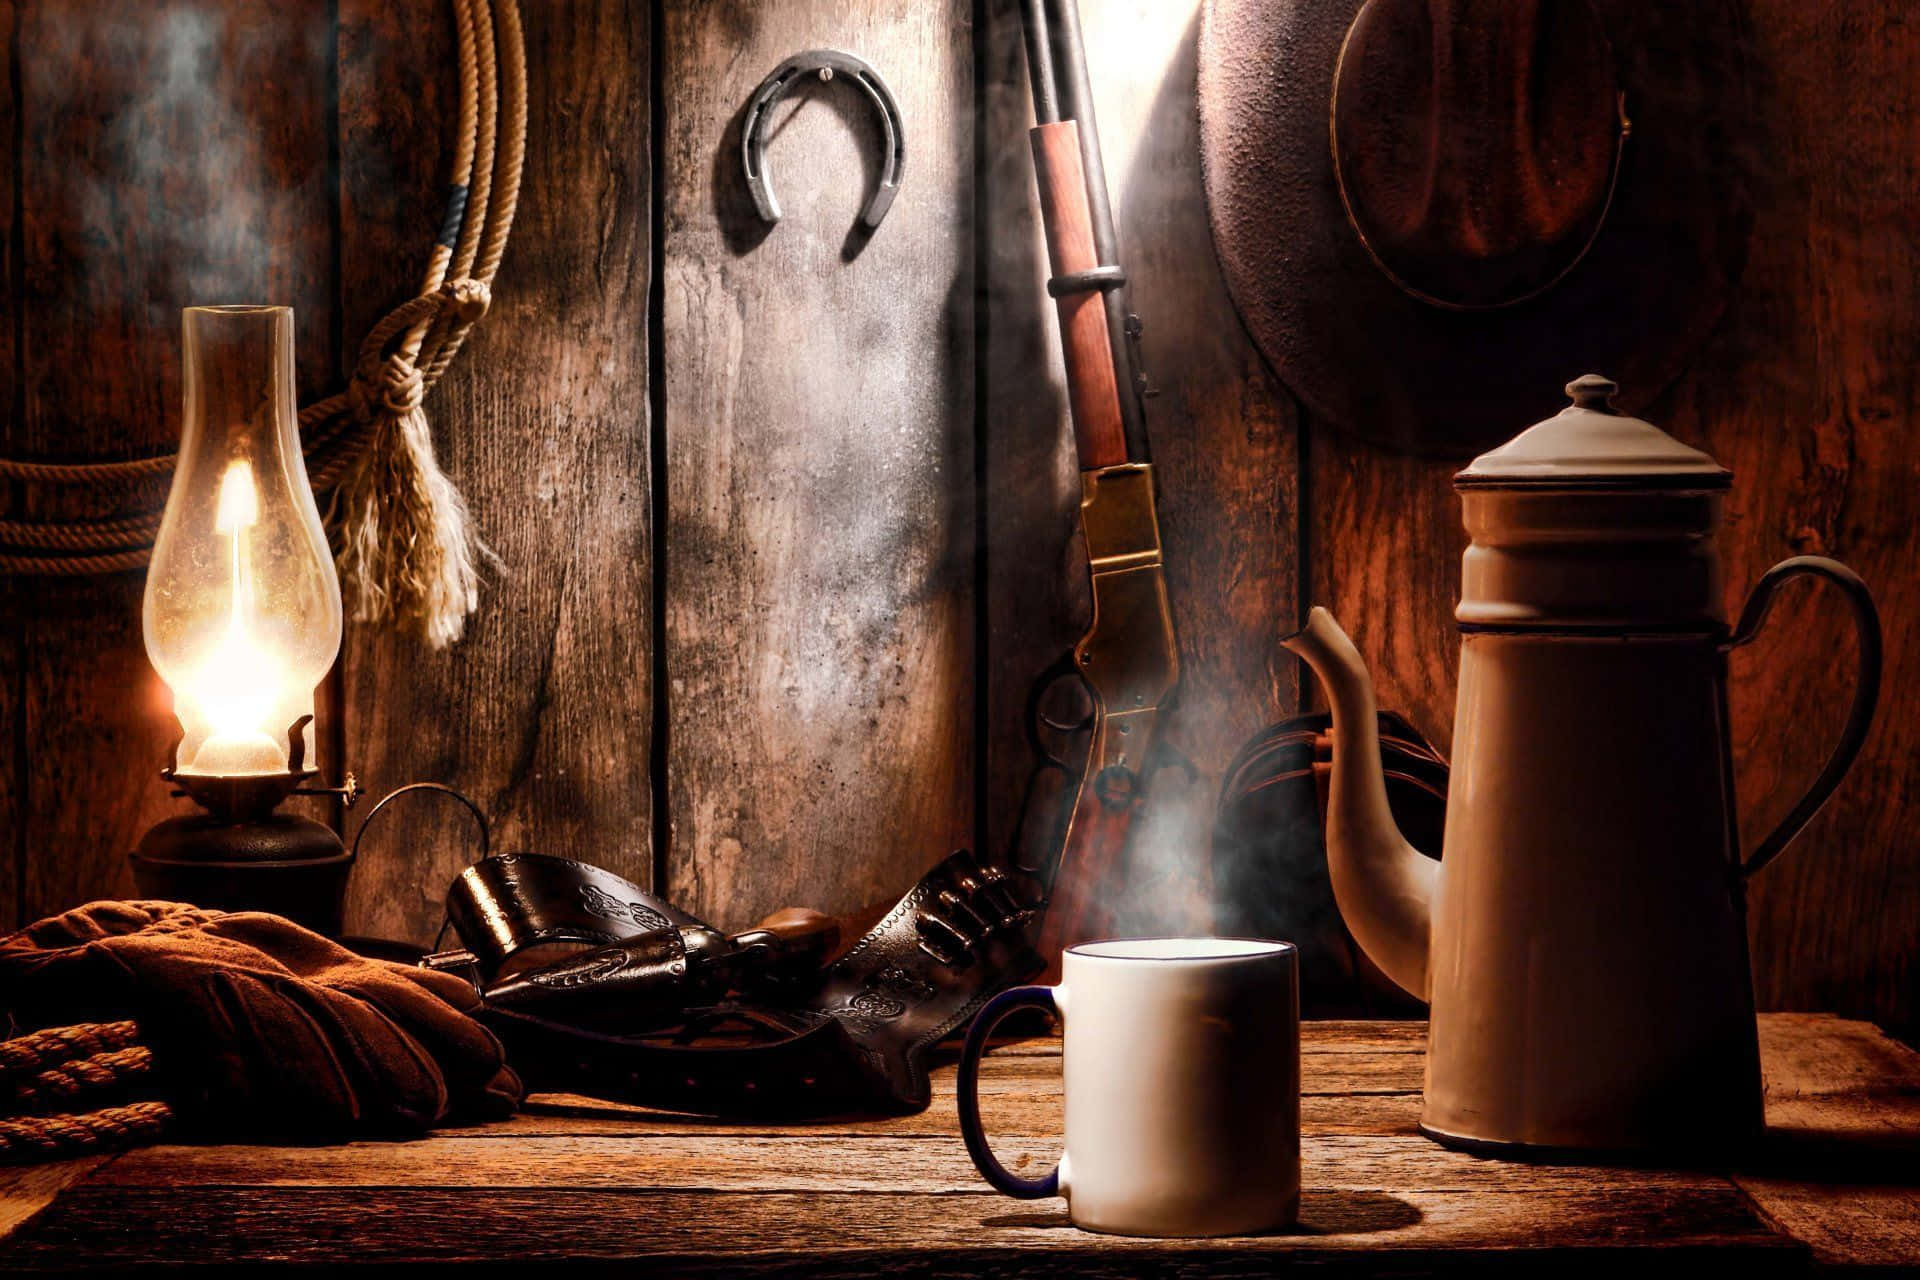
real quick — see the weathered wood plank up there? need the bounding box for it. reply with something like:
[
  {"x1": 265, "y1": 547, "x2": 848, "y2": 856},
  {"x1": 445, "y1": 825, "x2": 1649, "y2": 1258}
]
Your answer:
[
  {"x1": 494, "y1": 1090, "x2": 1423, "y2": 1140},
  {"x1": 0, "y1": 0, "x2": 20, "y2": 930},
  {"x1": 13, "y1": 0, "x2": 337, "y2": 921},
  {"x1": 981, "y1": 0, "x2": 1300, "y2": 938},
  {"x1": 338, "y1": 0, "x2": 654, "y2": 944},
  {"x1": 0, "y1": 1158, "x2": 108, "y2": 1242},
  {"x1": 1303, "y1": 447, "x2": 1460, "y2": 755},
  {"x1": 660, "y1": 1, "x2": 976, "y2": 926},
  {"x1": 23, "y1": 1015, "x2": 1920, "y2": 1272},
  {"x1": 1736, "y1": 1183, "x2": 1920, "y2": 1274},
  {"x1": 1667, "y1": 0, "x2": 1920, "y2": 1035},
  {"x1": 0, "y1": 1186, "x2": 1797, "y2": 1274},
  {"x1": 1300, "y1": 1018, "x2": 1428, "y2": 1053},
  {"x1": 93, "y1": 1131, "x2": 1727, "y2": 1195},
  {"x1": 907, "y1": 1045, "x2": 1417, "y2": 1096},
  {"x1": 1759, "y1": 1013, "x2": 1920, "y2": 1097},
  {"x1": 1741, "y1": 1014, "x2": 1920, "y2": 1271}
]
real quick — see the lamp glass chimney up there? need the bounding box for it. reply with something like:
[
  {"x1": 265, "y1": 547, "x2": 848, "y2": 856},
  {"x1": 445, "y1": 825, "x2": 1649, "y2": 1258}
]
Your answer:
[{"x1": 143, "y1": 305, "x2": 342, "y2": 777}]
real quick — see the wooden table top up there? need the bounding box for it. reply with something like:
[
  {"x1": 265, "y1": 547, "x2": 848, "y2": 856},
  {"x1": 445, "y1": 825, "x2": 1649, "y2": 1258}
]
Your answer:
[{"x1": 2, "y1": 1013, "x2": 1916, "y2": 1275}]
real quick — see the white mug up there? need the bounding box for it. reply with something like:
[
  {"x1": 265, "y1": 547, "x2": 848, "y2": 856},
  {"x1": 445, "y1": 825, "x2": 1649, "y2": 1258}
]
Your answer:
[{"x1": 957, "y1": 937, "x2": 1300, "y2": 1237}]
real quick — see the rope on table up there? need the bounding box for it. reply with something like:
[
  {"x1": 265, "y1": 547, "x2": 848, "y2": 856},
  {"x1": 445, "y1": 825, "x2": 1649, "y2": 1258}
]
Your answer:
[
  {"x1": 0, "y1": 0, "x2": 527, "y2": 649},
  {"x1": 0, "y1": 1020, "x2": 172, "y2": 1163}
]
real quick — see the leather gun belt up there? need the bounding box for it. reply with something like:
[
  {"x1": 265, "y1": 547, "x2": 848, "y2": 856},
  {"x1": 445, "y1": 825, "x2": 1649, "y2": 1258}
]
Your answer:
[{"x1": 427, "y1": 851, "x2": 1042, "y2": 1116}]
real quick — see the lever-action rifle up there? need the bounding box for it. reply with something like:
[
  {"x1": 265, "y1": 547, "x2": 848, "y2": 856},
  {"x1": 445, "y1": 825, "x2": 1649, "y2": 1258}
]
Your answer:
[{"x1": 1010, "y1": 0, "x2": 1183, "y2": 975}]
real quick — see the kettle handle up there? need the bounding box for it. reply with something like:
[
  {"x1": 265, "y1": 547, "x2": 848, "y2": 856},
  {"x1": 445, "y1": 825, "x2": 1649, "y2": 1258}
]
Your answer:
[{"x1": 1725, "y1": 556, "x2": 1882, "y2": 878}]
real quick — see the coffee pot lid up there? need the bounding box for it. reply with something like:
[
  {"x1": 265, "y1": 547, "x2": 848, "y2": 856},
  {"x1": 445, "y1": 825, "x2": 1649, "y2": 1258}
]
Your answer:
[{"x1": 1455, "y1": 374, "x2": 1731, "y2": 488}]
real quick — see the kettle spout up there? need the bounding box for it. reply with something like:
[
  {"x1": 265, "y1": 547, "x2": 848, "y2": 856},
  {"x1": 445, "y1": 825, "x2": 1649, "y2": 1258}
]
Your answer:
[{"x1": 1283, "y1": 608, "x2": 1434, "y2": 1000}]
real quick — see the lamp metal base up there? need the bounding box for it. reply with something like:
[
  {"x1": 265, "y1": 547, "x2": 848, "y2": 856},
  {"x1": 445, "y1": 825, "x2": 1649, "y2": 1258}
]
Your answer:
[{"x1": 131, "y1": 809, "x2": 353, "y2": 938}]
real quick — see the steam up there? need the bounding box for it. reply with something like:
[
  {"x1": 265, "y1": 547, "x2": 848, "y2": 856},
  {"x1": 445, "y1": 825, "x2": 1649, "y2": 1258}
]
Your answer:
[{"x1": 26, "y1": 5, "x2": 332, "y2": 353}]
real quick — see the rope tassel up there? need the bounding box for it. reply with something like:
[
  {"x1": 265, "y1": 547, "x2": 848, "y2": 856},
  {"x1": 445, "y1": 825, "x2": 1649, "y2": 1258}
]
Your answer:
[{"x1": 329, "y1": 280, "x2": 494, "y2": 648}]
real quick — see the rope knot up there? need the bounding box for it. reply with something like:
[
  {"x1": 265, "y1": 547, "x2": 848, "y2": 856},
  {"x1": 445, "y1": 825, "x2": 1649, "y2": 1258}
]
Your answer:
[
  {"x1": 347, "y1": 353, "x2": 425, "y2": 423},
  {"x1": 445, "y1": 277, "x2": 492, "y2": 322},
  {"x1": 375, "y1": 355, "x2": 426, "y2": 415}
]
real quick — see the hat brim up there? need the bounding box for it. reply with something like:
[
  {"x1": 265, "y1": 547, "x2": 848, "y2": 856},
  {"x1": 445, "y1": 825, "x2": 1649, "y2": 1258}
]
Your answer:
[{"x1": 1198, "y1": 0, "x2": 1751, "y2": 456}]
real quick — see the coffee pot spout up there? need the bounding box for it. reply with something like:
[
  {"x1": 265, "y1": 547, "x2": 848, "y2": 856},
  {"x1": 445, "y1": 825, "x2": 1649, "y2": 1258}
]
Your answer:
[{"x1": 1282, "y1": 608, "x2": 1435, "y2": 1000}]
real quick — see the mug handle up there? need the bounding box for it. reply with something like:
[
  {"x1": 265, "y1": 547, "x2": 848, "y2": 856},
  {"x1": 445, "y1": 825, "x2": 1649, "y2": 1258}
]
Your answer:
[
  {"x1": 1725, "y1": 555, "x2": 1882, "y2": 878},
  {"x1": 957, "y1": 985, "x2": 1061, "y2": 1199}
]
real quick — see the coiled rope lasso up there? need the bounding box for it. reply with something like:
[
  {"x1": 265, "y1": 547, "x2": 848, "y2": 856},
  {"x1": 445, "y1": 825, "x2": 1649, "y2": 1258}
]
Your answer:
[
  {"x1": 0, "y1": 1021, "x2": 172, "y2": 1163},
  {"x1": 0, "y1": 0, "x2": 526, "y2": 649}
]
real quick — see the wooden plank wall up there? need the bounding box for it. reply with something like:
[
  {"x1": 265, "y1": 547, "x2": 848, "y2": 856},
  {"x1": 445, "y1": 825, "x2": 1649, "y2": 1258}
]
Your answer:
[
  {"x1": 0, "y1": 1, "x2": 1915, "y2": 1033},
  {"x1": 0, "y1": 0, "x2": 18, "y2": 930},
  {"x1": 1680, "y1": 2, "x2": 1920, "y2": 1020},
  {"x1": 339, "y1": 0, "x2": 653, "y2": 941},
  {"x1": 658, "y1": 0, "x2": 976, "y2": 927}
]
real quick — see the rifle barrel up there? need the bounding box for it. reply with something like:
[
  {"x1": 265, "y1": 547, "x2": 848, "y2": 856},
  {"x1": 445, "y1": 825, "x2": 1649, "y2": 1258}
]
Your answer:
[
  {"x1": 1022, "y1": 0, "x2": 1061, "y2": 124},
  {"x1": 1046, "y1": 0, "x2": 1148, "y2": 459}
]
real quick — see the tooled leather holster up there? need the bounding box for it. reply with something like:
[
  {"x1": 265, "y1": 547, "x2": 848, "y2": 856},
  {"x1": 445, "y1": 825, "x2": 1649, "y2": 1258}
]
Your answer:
[{"x1": 425, "y1": 850, "x2": 1042, "y2": 1116}]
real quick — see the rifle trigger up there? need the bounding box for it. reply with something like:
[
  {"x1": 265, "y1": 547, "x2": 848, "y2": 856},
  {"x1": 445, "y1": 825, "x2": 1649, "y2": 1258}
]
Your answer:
[
  {"x1": 1039, "y1": 708, "x2": 1095, "y2": 736},
  {"x1": 1092, "y1": 764, "x2": 1141, "y2": 810},
  {"x1": 1027, "y1": 652, "x2": 1096, "y2": 752}
]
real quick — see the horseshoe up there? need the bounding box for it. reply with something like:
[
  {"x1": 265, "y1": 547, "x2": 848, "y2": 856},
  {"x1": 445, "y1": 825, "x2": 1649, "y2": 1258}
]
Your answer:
[{"x1": 742, "y1": 49, "x2": 905, "y2": 231}]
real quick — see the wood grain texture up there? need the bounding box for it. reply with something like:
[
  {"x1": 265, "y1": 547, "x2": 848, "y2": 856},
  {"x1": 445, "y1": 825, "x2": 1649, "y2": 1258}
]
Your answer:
[
  {"x1": 1668, "y1": 0, "x2": 1920, "y2": 1035},
  {"x1": 0, "y1": 0, "x2": 20, "y2": 929},
  {"x1": 13, "y1": 1015, "x2": 1920, "y2": 1273},
  {"x1": 10, "y1": 0, "x2": 337, "y2": 922},
  {"x1": 0, "y1": 1157, "x2": 106, "y2": 1241},
  {"x1": 1739, "y1": 1014, "x2": 1920, "y2": 1270},
  {"x1": 93, "y1": 1132, "x2": 1734, "y2": 1194},
  {"x1": 982, "y1": 0, "x2": 1300, "y2": 937},
  {"x1": 493, "y1": 1090, "x2": 1424, "y2": 1139},
  {"x1": 0, "y1": 1187, "x2": 1797, "y2": 1275},
  {"x1": 338, "y1": 0, "x2": 654, "y2": 944},
  {"x1": 1305, "y1": 444, "x2": 1461, "y2": 753},
  {"x1": 659, "y1": 0, "x2": 976, "y2": 927}
]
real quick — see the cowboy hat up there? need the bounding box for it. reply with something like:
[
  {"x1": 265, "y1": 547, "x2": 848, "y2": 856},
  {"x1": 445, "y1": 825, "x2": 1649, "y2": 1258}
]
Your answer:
[{"x1": 1198, "y1": 0, "x2": 1750, "y2": 454}]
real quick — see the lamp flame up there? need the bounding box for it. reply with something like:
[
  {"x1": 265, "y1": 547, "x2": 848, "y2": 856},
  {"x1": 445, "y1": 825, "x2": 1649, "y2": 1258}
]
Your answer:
[
  {"x1": 144, "y1": 305, "x2": 342, "y2": 779},
  {"x1": 179, "y1": 460, "x2": 287, "y2": 775}
]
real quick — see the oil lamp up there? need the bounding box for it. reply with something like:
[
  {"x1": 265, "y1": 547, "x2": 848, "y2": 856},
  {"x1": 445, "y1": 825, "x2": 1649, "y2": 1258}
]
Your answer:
[{"x1": 131, "y1": 305, "x2": 357, "y2": 935}]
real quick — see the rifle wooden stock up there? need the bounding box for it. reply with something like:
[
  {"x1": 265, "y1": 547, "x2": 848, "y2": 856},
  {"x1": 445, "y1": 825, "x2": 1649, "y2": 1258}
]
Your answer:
[
  {"x1": 1035, "y1": 729, "x2": 1138, "y2": 978},
  {"x1": 1030, "y1": 121, "x2": 1128, "y2": 469}
]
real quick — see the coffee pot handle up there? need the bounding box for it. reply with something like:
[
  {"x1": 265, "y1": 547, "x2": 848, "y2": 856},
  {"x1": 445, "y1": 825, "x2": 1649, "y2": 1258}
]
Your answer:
[{"x1": 1725, "y1": 555, "x2": 1882, "y2": 877}]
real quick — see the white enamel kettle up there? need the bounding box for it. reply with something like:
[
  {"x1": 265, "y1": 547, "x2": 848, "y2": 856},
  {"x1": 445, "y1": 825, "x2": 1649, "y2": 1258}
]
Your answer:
[{"x1": 1286, "y1": 376, "x2": 1881, "y2": 1156}]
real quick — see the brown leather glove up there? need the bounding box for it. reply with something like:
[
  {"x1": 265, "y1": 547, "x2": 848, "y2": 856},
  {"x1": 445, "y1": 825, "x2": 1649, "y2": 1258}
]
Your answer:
[{"x1": 0, "y1": 901, "x2": 522, "y2": 1137}]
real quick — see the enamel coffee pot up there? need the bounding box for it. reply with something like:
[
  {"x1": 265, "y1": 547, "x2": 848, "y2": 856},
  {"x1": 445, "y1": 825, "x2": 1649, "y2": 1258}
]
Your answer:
[{"x1": 1286, "y1": 375, "x2": 1882, "y2": 1156}]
